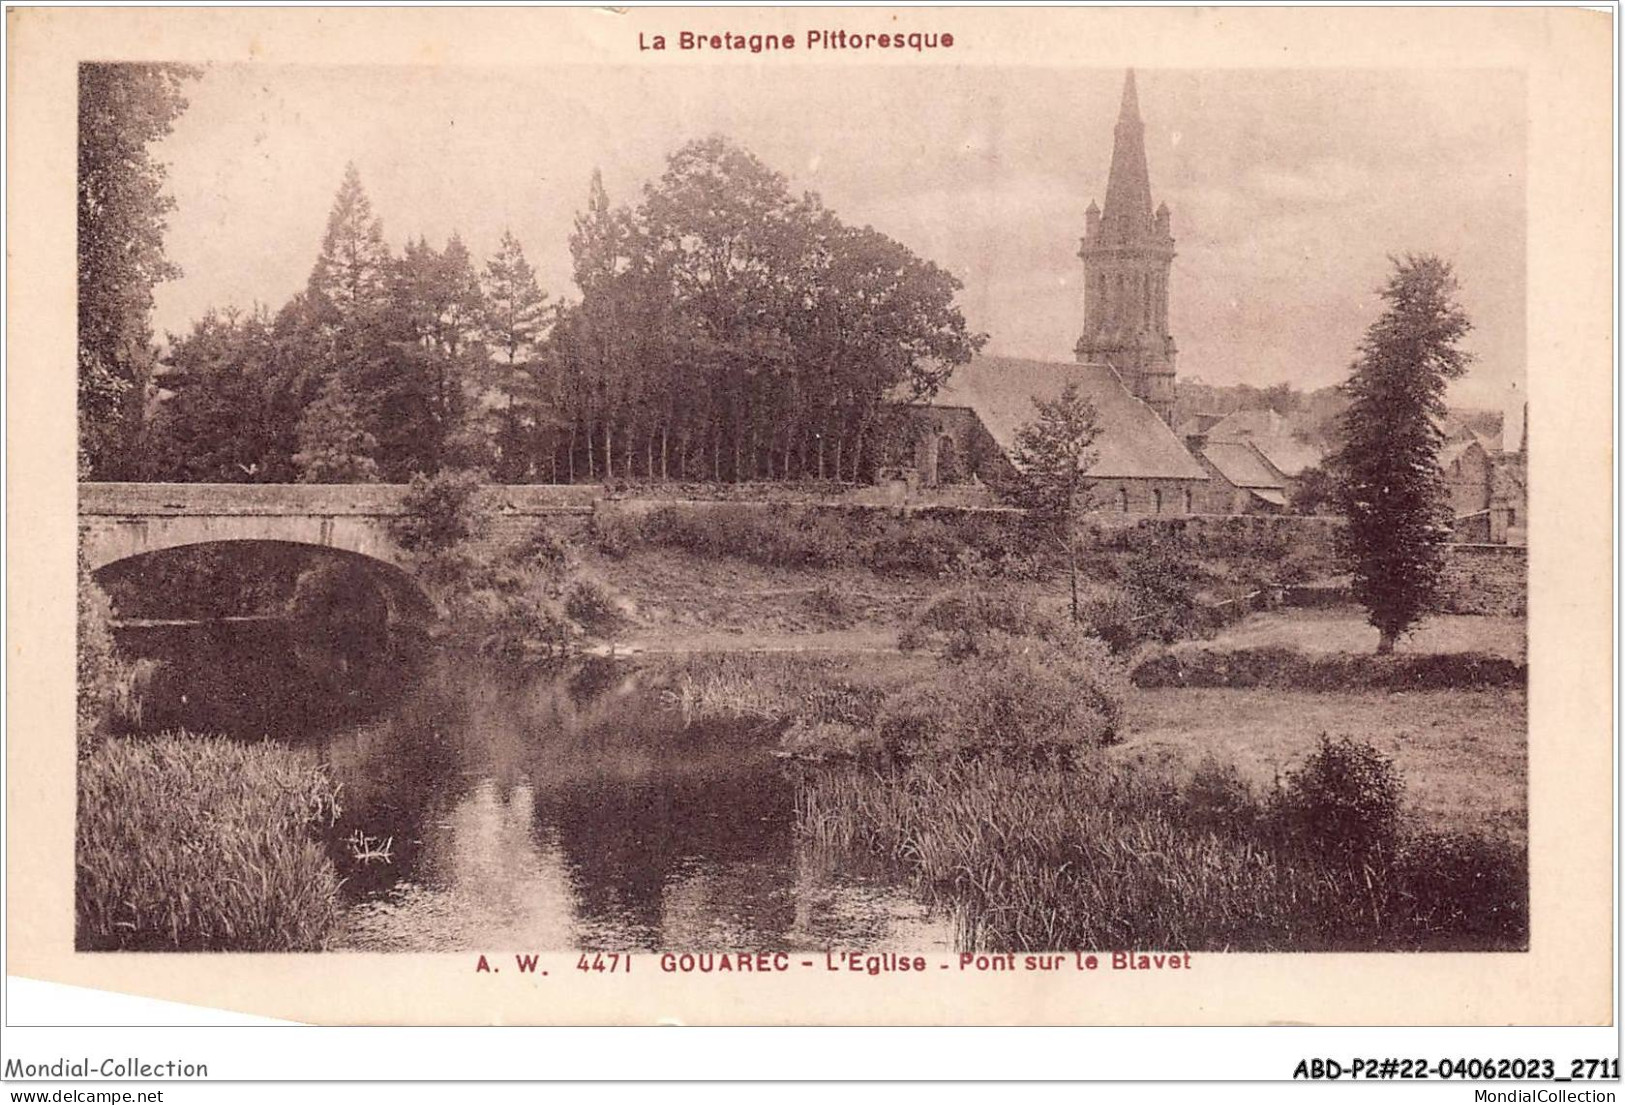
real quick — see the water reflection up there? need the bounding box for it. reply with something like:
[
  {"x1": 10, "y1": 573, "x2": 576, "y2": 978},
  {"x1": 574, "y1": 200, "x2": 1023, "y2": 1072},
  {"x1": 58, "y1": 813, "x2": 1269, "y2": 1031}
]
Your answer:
[{"x1": 118, "y1": 623, "x2": 953, "y2": 953}]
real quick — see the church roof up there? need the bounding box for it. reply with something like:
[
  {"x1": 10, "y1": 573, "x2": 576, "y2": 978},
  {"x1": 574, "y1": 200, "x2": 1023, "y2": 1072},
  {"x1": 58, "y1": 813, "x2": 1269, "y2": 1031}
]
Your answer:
[{"x1": 926, "y1": 355, "x2": 1209, "y2": 481}]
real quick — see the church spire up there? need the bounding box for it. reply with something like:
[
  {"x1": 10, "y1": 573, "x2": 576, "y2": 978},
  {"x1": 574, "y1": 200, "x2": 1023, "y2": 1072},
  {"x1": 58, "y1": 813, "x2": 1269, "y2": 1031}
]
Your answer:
[
  {"x1": 1101, "y1": 69, "x2": 1154, "y2": 242},
  {"x1": 1077, "y1": 68, "x2": 1178, "y2": 425},
  {"x1": 1120, "y1": 67, "x2": 1141, "y2": 122}
]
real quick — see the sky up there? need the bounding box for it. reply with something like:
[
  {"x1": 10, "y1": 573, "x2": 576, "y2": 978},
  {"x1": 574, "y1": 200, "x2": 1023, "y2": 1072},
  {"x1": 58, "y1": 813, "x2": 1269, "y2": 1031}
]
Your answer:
[{"x1": 149, "y1": 64, "x2": 1526, "y2": 410}]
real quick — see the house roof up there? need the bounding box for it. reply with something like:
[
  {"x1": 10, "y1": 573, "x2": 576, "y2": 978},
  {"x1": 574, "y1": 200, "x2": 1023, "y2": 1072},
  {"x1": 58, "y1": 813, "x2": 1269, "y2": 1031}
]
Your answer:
[
  {"x1": 1439, "y1": 438, "x2": 1489, "y2": 470},
  {"x1": 1248, "y1": 437, "x2": 1324, "y2": 478},
  {"x1": 1175, "y1": 412, "x2": 1227, "y2": 438},
  {"x1": 1199, "y1": 441, "x2": 1286, "y2": 490},
  {"x1": 1205, "y1": 408, "x2": 1286, "y2": 440},
  {"x1": 1199, "y1": 408, "x2": 1324, "y2": 476},
  {"x1": 926, "y1": 356, "x2": 1209, "y2": 481}
]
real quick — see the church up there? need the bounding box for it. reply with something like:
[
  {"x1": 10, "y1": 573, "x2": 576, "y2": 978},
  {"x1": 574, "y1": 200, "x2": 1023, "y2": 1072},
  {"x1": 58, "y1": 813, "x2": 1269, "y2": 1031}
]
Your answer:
[{"x1": 892, "y1": 70, "x2": 1257, "y2": 516}]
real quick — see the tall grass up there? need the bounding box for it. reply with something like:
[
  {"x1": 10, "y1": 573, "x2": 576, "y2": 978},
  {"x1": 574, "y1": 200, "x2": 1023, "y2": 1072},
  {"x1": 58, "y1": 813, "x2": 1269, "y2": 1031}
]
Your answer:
[
  {"x1": 77, "y1": 734, "x2": 344, "y2": 951},
  {"x1": 797, "y1": 754, "x2": 1527, "y2": 952},
  {"x1": 659, "y1": 651, "x2": 918, "y2": 724}
]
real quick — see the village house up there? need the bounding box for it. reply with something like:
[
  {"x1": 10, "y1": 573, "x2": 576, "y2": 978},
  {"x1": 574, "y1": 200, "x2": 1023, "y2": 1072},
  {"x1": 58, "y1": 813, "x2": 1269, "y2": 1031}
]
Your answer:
[
  {"x1": 1184, "y1": 436, "x2": 1289, "y2": 514},
  {"x1": 1448, "y1": 405, "x2": 1527, "y2": 545}
]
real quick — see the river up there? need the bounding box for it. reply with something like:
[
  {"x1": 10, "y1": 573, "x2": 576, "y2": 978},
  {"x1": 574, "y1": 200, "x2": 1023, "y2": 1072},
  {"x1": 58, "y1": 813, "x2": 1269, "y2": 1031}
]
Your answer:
[{"x1": 116, "y1": 621, "x2": 954, "y2": 953}]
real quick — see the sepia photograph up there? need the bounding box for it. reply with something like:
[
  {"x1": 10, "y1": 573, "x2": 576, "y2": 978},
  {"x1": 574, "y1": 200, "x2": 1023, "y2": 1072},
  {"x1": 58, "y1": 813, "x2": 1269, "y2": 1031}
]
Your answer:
[
  {"x1": 72, "y1": 56, "x2": 1532, "y2": 957},
  {"x1": 6, "y1": 6, "x2": 1612, "y2": 1043}
]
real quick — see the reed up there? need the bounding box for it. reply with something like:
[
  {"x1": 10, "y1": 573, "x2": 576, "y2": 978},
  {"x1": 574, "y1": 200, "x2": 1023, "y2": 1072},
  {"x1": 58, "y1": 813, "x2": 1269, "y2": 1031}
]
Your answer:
[
  {"x1": 658, "y1": 651, "x2": 920, "y2": 725},
  {"x1": 77, "y1": 733, "x2": 344, "y2": 951},
  {"x1": 797, "y1": 757, "x2": 1526, "y2": 952}
]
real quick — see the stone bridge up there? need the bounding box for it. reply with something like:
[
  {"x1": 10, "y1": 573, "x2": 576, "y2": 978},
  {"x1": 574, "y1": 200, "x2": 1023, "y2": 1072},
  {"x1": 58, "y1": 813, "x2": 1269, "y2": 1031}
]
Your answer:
[{"x1": 78, "y1": 482, "x2": 599, "y2": 625}]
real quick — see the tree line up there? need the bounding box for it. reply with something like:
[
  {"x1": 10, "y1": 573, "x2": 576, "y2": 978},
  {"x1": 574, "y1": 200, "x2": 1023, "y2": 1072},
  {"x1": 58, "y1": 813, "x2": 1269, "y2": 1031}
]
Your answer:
[{"x1": 84, "y1": 76, "x2": 985, "y2": 485}]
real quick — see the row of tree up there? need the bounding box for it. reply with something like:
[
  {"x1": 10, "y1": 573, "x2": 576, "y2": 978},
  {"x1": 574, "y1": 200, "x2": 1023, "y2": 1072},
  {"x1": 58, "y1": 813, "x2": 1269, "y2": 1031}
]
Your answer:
[{"x1": 127, "y1": 136, "x2": 985, "y2": 484}]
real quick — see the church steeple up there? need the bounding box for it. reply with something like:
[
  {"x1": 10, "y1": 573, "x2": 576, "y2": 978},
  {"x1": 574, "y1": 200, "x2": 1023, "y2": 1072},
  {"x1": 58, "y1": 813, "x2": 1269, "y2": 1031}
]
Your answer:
[
  {"x1": 1076, "y1": 68, "x2": 1178, "y2": 425},
  {"x1": 1101, "y1": 70, "x2": 1154, "y2": 243}
]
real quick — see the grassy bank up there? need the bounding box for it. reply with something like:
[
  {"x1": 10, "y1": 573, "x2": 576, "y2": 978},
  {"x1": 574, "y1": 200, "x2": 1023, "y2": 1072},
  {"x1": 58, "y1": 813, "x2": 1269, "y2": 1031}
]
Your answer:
[
  {"x1": 77, "y1": 734, "x2": 343, "y2": 951},
  {"x1": 1119, "y1": 686, "x2": 1526, "y2": 840},
  {"x1": 655, "y1": 601, "x2": 1528, "y2": 952}
]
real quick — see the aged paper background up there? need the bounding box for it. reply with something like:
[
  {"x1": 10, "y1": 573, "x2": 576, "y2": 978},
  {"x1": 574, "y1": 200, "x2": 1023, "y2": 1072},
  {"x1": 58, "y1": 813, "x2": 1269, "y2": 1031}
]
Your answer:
[{"x1": 6, "y1": 6, "x2": 1612, "y2": 1026}]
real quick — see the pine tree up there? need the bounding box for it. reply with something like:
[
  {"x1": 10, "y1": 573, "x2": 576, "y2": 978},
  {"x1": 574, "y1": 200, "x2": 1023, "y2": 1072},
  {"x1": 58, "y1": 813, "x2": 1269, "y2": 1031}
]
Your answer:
[
  {"x1": 567, "y1": 169, "x2": 636, "y2": 479},
  {"x1": 1009, "y1": 383, "x2": 1101, "y2": 621},
  {"x1": 481, "y1": 230, "x2": 551, "y2": 479},
  {"x1": 295, "y1": 164, "x2": 393, "y2": 479},
  {"x1": 1330, "y1": 254, "x2": 1474, "y2": 653},
  {"x1": 306, "y1": 163, "x2": 391, "y2": 337}
]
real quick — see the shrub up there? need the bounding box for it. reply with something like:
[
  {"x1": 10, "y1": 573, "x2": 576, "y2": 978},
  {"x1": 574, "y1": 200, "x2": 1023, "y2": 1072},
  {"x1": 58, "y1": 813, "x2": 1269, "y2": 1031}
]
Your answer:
[
  {"x1": 1275, "y1": 542, "x2": 1336, "y2": 586},
  {"x1": 565, "y1": 579, "x2": 626, "y2": 634},
  {"x1": 1391, "y1": 830, "x2": 1528, "y2": 947},
  {"x1": 590, "y1": 508, "x2": 643, "y2": 559},
  {"x1": 76, "y1": 558, "x2": 126, "y2": 758},
  {"x1": 901, "y1": 583, "x2": 1064, "y2": 653},
  {"x1": 76, "y1": 734, "x2": 343, "y2": 951},
  {"x1": 865, "y1": 517, "x2": 967, "y2": 576},
  {"x1": 517, "y1": 525, "x2": 575, "y2": 584},
  {"x1": 1121, "y1": 541, "x2": 1202, "y2": 643},
  {"x1": 878, "y1": 631, "x2": 1125, "y2": 766},
  {"x1": 1179, "y1": 758, "x2": 1262, "y2": 835},
  {"x1": 443, "y1": 564, "x2": 573, "y2": 654},
  {"x1": 802, "y1": 582, "x2": 855, "y2": 627},
  {"x1": 1077, "y1": 592, "x2": 1139, "y2": 654},
  {"x1": 415, "y1": 552, "x2": 572, "y2": 654},
  {"x1": 390, "y1": 469, "x2": 492, "y2": 554},
  {"x1": 1130, "y1": 646, "x2": 1526, "y2": 691},
  {"x1": 585, "y1": 502, "x2": 1052, "y2": 578},
  {"x1": 1272, "y1": 735, "x2": 1403, "y2": 861}
]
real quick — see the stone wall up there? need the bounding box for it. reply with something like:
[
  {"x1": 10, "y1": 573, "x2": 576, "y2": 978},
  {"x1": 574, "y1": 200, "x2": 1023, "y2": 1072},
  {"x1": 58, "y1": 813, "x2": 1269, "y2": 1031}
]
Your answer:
[
  {"x1": 1087, "y1": 476, "x2": 1210, "y2": 517},
  {"x1": 1439, "y1": 543, "x2": 1527, "y2": 616},
  {"x1": 1089, "y1": 512, "x2": 1342, "y2": 558}
]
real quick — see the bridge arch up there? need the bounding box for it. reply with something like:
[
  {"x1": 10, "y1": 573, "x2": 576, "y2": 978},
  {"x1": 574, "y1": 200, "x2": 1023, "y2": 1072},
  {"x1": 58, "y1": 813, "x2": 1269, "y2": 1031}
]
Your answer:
[
  {"x1": 89, "y1": 539, "x2": 437, "y2": 628},
  {"x1": 78, "y1": 483, "x2": 439, "y2": 628}
]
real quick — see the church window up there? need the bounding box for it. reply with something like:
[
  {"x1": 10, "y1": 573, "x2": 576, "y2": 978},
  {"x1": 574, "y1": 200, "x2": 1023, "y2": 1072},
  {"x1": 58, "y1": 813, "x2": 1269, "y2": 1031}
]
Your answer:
[
  {"x1": 1183, "y1": 488, "x2": 1193, "y2": 514},
  {"x1": 1117, "y1": 487, "x2": 1129, "y2": 513},
  {"x1": 936, "y1": 435, "x2": 963, "y2": 485},
  {"x1": 1152, "y1": 489, "x2": 1164, "y2": 514}
]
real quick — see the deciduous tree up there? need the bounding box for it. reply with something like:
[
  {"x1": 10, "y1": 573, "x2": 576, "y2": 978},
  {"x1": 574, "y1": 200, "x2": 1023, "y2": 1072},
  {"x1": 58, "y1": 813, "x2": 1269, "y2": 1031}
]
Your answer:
[
  {"x1": 78, "y1": 62, "x2": 197, "y2": 478},
  {"x1": 1009, "y1": 382, "x2": 1101, "y2": 622}
]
